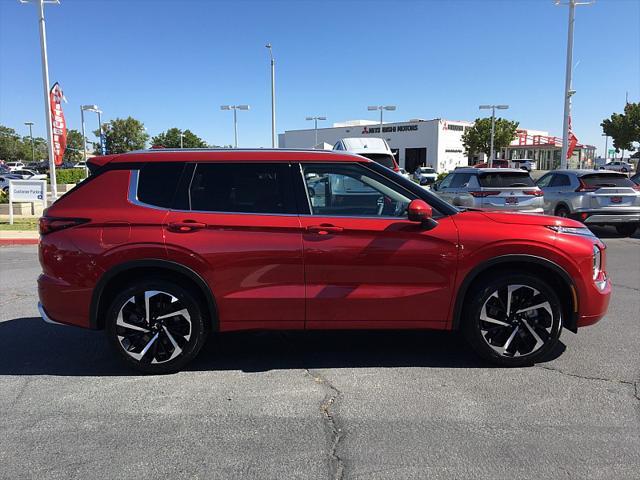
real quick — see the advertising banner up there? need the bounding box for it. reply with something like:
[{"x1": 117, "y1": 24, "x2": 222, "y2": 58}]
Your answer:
[{"x1": 50, "y1": 82, "x2": 67, "y2": 166}]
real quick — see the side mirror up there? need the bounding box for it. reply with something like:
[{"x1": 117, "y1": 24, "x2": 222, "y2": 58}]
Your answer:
[
  {"x1": 432, "y1": 181, "x2": 439, "y2": 191},
  {"x1": 407, "y1": 199, "x2": 433, "y2": 223}
]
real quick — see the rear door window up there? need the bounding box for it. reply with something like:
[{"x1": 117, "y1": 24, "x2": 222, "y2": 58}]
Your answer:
[
  {"x1": 550, "y1": 174, "x2": 571, "y2": 187},
  {"x1": 581, "y1": 173, "x2": 635, "y2": 188},
  {"x1": 450, "y1": 173, "x2": 474, "y2": 188},
  {"x1": 189, "y1": 163, "x2": 296, "y2": 214},
  {"x1": 478, "y1": 172, "x2": 534, "y2": 188}
]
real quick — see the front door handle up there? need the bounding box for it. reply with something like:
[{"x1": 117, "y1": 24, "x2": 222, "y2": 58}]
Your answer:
[
  {"x1": 306, "y1": 224, "x2": 344, "y2": 235},
  {"x1": 167, "y1": 221, "x2": 207, "y2": 233}
]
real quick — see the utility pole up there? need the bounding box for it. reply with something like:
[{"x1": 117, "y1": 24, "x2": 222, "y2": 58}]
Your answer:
[
  {"x1": 556, "y1": 0, "x2": 594, "y2": 169},
  {"x1": 20, "y1": 0, "x2": 60, "y2": 199}
]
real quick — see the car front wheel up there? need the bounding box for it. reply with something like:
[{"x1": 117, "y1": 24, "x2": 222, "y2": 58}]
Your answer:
[
  {"x1": 106, "y1": 280, "x2": 208, "y2": 374},
  {"x1": 463, "y1": 273, "x2": 563, "y2": 367},
  {"x1": 615, "y1": 223, "x2": 638, "y2": 237}
]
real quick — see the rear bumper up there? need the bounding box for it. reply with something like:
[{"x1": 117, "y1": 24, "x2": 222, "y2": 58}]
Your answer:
[
  {"x1": 38, "y1": 273, "x2": 93, "y2": 328},
  {"x1": 582, "y1": 212, "x2": 640, "y2": 224}
]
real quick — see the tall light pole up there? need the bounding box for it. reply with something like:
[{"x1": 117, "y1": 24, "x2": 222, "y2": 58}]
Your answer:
[
  {"x1": 367, "y1": 105, "x2": 396, "y2": 135},
  {"x1": 556, "y1": 0, "x2": 594, "y2": 169},
  {"x1": 602, "y1": 133, "x2": 608, "y2": 165},
  {"x1": 266, "y1": 43, "x2": 276, "y2": 148},
  {"x1": 20, "y1": 0, "x2": 60, "y2": 199},
  {"x1": 221, "y1": 105, "x2": 250, "y2": 148},
  {"x1": 80, "y1": 104, "x2": 102, "y2": 163},
  {"x1": 305, "y1": 116, "x2": 327, "y2": 148},
  {"x1": 179, "y1": 132, "x2": 186, "y2": 149},
  {"x1": 24, "y1": 122, "x2": 35, "y2": 163},
  {"x1": 479, "y1": 104, "x2": 509, "y2": 167}
]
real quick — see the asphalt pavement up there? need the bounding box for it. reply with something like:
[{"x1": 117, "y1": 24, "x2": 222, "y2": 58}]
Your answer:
[{"x1": 0, "y1": 227, "x2": 638, "y2": 479}]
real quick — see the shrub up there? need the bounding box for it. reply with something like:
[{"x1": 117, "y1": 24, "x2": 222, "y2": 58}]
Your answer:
[
  {"x1": 436, "y1": 172, "x2": 449, "y2": 182},
  {"x1": 0, "y1": 190, "x2": 7, "y2": 204},
  {"x1": 54, "y1": 168, "x2": 87, "y2": 185}
]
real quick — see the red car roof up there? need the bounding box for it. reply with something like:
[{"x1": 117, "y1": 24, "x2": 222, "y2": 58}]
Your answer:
[{"x1": 88, "y1": 149, "x2": 368, "y2": 169}]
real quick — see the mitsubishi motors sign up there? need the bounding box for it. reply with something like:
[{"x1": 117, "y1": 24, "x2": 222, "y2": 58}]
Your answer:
[
  {"x1": 50, "y1": 82, "x2": 67, "y2": 166},
  {"x1": 361, "y1": 124, "x2": 418, "y2": 135}
]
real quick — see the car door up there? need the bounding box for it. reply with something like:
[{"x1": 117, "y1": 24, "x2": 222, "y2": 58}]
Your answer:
[
  {"x1": 535, "y1": 173, "x2": 555, "y2": 213},
  {"x1": 296, "y1": 162, "x2": 459, "y2": 329},
  {"x1": 162, "y1": 162, "x2": 305, "y2": 330}
]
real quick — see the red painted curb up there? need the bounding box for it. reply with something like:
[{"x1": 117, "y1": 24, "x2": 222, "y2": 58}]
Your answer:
[{"x1": 0, "y1": 238, "x2": 39, "y2": 246}]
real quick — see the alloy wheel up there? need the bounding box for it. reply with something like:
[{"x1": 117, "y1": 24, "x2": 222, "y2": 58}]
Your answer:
[
  {"x1": 115, "y1": 290, "x2": 192, "y2": 364},
  {"x1": 479, "y1": 284, "x2": 555, "y2": 358}
]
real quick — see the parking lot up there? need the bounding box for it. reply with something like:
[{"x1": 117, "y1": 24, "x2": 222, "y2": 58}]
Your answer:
[{"x1": 0, "y1": 227, "x2": 638, "y2": 480}]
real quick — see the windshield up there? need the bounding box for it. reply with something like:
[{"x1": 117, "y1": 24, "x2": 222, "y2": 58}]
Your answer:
[
  {"x1": 419, "y1": 167, "x2": 435, "y2": 173},
  {"x1": 478, "y1": 172, "x2": 535, "y2": 188},
  {"x1": 360, "y1": 153, "x2": 396, "y2": 169},
  {"x1": 581, "y1": 173, "x2": 635, "y2": 188}
]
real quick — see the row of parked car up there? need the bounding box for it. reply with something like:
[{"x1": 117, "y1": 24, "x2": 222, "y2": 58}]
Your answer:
[
  {"x1": 428, "y1": 167, "x2": 640, "y2": 236},
  {"x1": 0, "y1": 163, "x2": 48, "y2": 194}
]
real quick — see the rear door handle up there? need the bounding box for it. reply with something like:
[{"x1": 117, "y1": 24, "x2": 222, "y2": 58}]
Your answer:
[
  {"x1": 306, "y1": 224, "x2": 344, "y2": 235},
  {"x1": 167, "y1": 221, "x2": 207, "y2": 233}
]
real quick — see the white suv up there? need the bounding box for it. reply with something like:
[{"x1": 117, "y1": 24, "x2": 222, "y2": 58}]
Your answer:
[{"x1": 602, "y1": 161, "x2": 634, "y2": 173}]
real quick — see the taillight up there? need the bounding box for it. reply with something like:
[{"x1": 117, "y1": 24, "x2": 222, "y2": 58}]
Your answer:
[
  {"x1": 469, "y1": 191, "x2": 500, "y2": 198},
  {"x1": 39, "y1": 217, "x2": 89, "y2": 235},
  {"x1": 523, "y1": 189, "x2": 543, "y2": 196},
  {"x1": 575, "y1": 179, "x2": 597, "y2": 192},
  {"x1": 633, "y1": 184, "x2": 640, "y2": 191}
]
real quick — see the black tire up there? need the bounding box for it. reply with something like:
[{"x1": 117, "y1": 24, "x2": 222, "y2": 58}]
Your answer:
[
  {"x1": 462, "y1": 273, "x2": 563, "y2": 367},
  {"x1": 106, "y1": 279, "x2": 208, "y2": 374},
  {"x1": 615, "y1": 223, "x2": 638, "y2": 237},
  {"x1": 554, "y1": 205, "x2": 571, "y2": 218}
]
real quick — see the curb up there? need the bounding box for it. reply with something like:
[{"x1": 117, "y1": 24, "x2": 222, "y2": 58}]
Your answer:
[{"x1": 0, "y1": 238, "x2": 39, "y2": 246}]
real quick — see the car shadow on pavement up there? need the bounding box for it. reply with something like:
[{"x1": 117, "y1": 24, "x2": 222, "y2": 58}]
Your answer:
[
  {"x1": 589, "y1": 225, "x2": 640, "y2": 240},
  {"x1": 0, "y1": 317, "x2": 566, "y2": 376}
]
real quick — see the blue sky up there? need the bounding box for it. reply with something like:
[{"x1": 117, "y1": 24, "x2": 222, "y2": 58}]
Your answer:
[{"x1": 1, "y1": 0, "x2": 638, "y2": 155}]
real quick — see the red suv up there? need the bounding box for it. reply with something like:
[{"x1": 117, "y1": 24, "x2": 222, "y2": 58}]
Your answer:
[{"x1": 38, "y1": 149, "x2": 611, "y2": 373}]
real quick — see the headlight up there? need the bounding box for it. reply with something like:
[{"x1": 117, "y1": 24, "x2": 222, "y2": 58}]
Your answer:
[
  {"x1": 592, "y1": 244, "x2": 601, "y2": 281},
  {"x1": 546, "y1": 225, "x2": 596, "y2": 238}
]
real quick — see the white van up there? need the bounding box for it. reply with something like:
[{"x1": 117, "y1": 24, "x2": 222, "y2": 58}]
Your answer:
[{"x1": 333, "y1": 137, "x2": 400, "y2": 172}]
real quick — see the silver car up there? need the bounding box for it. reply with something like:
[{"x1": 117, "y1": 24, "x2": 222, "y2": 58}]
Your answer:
[
  {"x1": 431, "y1": 168, "x2": 543, "y2": 213},
  {"x1": 536, "y1": 169, "x2": 640, "y2": 236}
]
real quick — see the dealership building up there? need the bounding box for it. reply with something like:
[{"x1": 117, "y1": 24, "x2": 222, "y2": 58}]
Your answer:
[
  {"x1": 279, "y1": 118, "x2": 474, "y2": 173},
  {"x1": 278, "y1": 119, "x2": 595, "y2": 173}
]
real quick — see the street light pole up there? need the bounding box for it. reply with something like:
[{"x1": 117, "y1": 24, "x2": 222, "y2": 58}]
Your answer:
[
  {"x1": 180, "y1": 132, "x2": 185, "y2": 149},
  {"x1": 24, "y1": 122, "x2": 35, "y2": 163},
  {"x1": 367, "y1": 105, "x2": 397, "y2": 137},
  {"x1": 221, "y1": 105, "x2": 250, "y2": 148},
  {"x1": 20, "y1": 0, "x2": 60, "y2": 199},
  {"x1": 306, "y1": 116, "x2": 327, "y2": 148},
  {"x1": 266, "y1": 43, "x2": 276, "y2": 148},
  {"x1": 479, "y1": 104, "x2": 509, "y2": 167},
  {"x1": 80, "y1": 106, "x2": 87, "y2": 163},
  {"x1": 556, "y1": 0, "x2": 593, "y2": 169}
]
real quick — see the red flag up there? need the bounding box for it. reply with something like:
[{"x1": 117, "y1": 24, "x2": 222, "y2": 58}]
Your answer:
[
  {"x1": 49, "y1": 82, "x2": 67, "y2": 166},
  {"x1": 567, "y1": 116, "x2": 578, "y2": 160}
]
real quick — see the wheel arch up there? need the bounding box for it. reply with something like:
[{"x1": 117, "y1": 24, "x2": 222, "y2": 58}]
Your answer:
[
  {"x1": 90, "y1": 259, "x2": 218, "y2": 331},
  {"x1": 554, "y1": 202, "x2": 572, "y2": 215},
  {"x1": 452, "y1": 254, "x2": 579, "y2": 333}
]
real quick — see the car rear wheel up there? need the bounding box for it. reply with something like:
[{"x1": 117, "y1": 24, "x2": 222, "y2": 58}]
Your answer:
[
  {"x1": 106, "y1": 280, "x2": 208, "y2": 374},
  {"x1": 462, "y1": 273, "x2": 563, "y2": 367},
  {"x1": 615, "y1": 223, "x2": 638, "y2": 237}
]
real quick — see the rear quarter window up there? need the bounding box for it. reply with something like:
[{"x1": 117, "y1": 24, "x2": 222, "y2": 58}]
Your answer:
[
  {"x1": 479, "y1": 172, "x2": 534, "y2": 188},
  {"x1": 137, "y1": 162, "x2": 185, "y2": 208}
]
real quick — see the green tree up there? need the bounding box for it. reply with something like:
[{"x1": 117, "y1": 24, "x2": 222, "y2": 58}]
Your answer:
[
  {"x1": 151, "y1": 128, "x2": 209, "y2": 148},
  {"x1": 462, "y1": 117, "x2": 519, "y2": 158},
  {"x1": 601, "y1": 102, "x2": 640, "y2": 156},
  {"x1": 94, "y1": 116, "x2": 149, "y2": 155},
  {"x1": 64, "y1": 129, "x2": 84, "y2": 163},
  {"x1": 0, "y1": 125, "x2": 24, "y2": 162}
]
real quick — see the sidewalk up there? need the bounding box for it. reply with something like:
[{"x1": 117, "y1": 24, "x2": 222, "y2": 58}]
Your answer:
[{"x1": 0, "y1": 230, "x2": 39, "y2": 246}]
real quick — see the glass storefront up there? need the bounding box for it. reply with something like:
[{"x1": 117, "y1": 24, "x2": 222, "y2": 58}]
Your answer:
[{"x1": 505, "y1": 145, "x2": 595, "y2": 170}]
